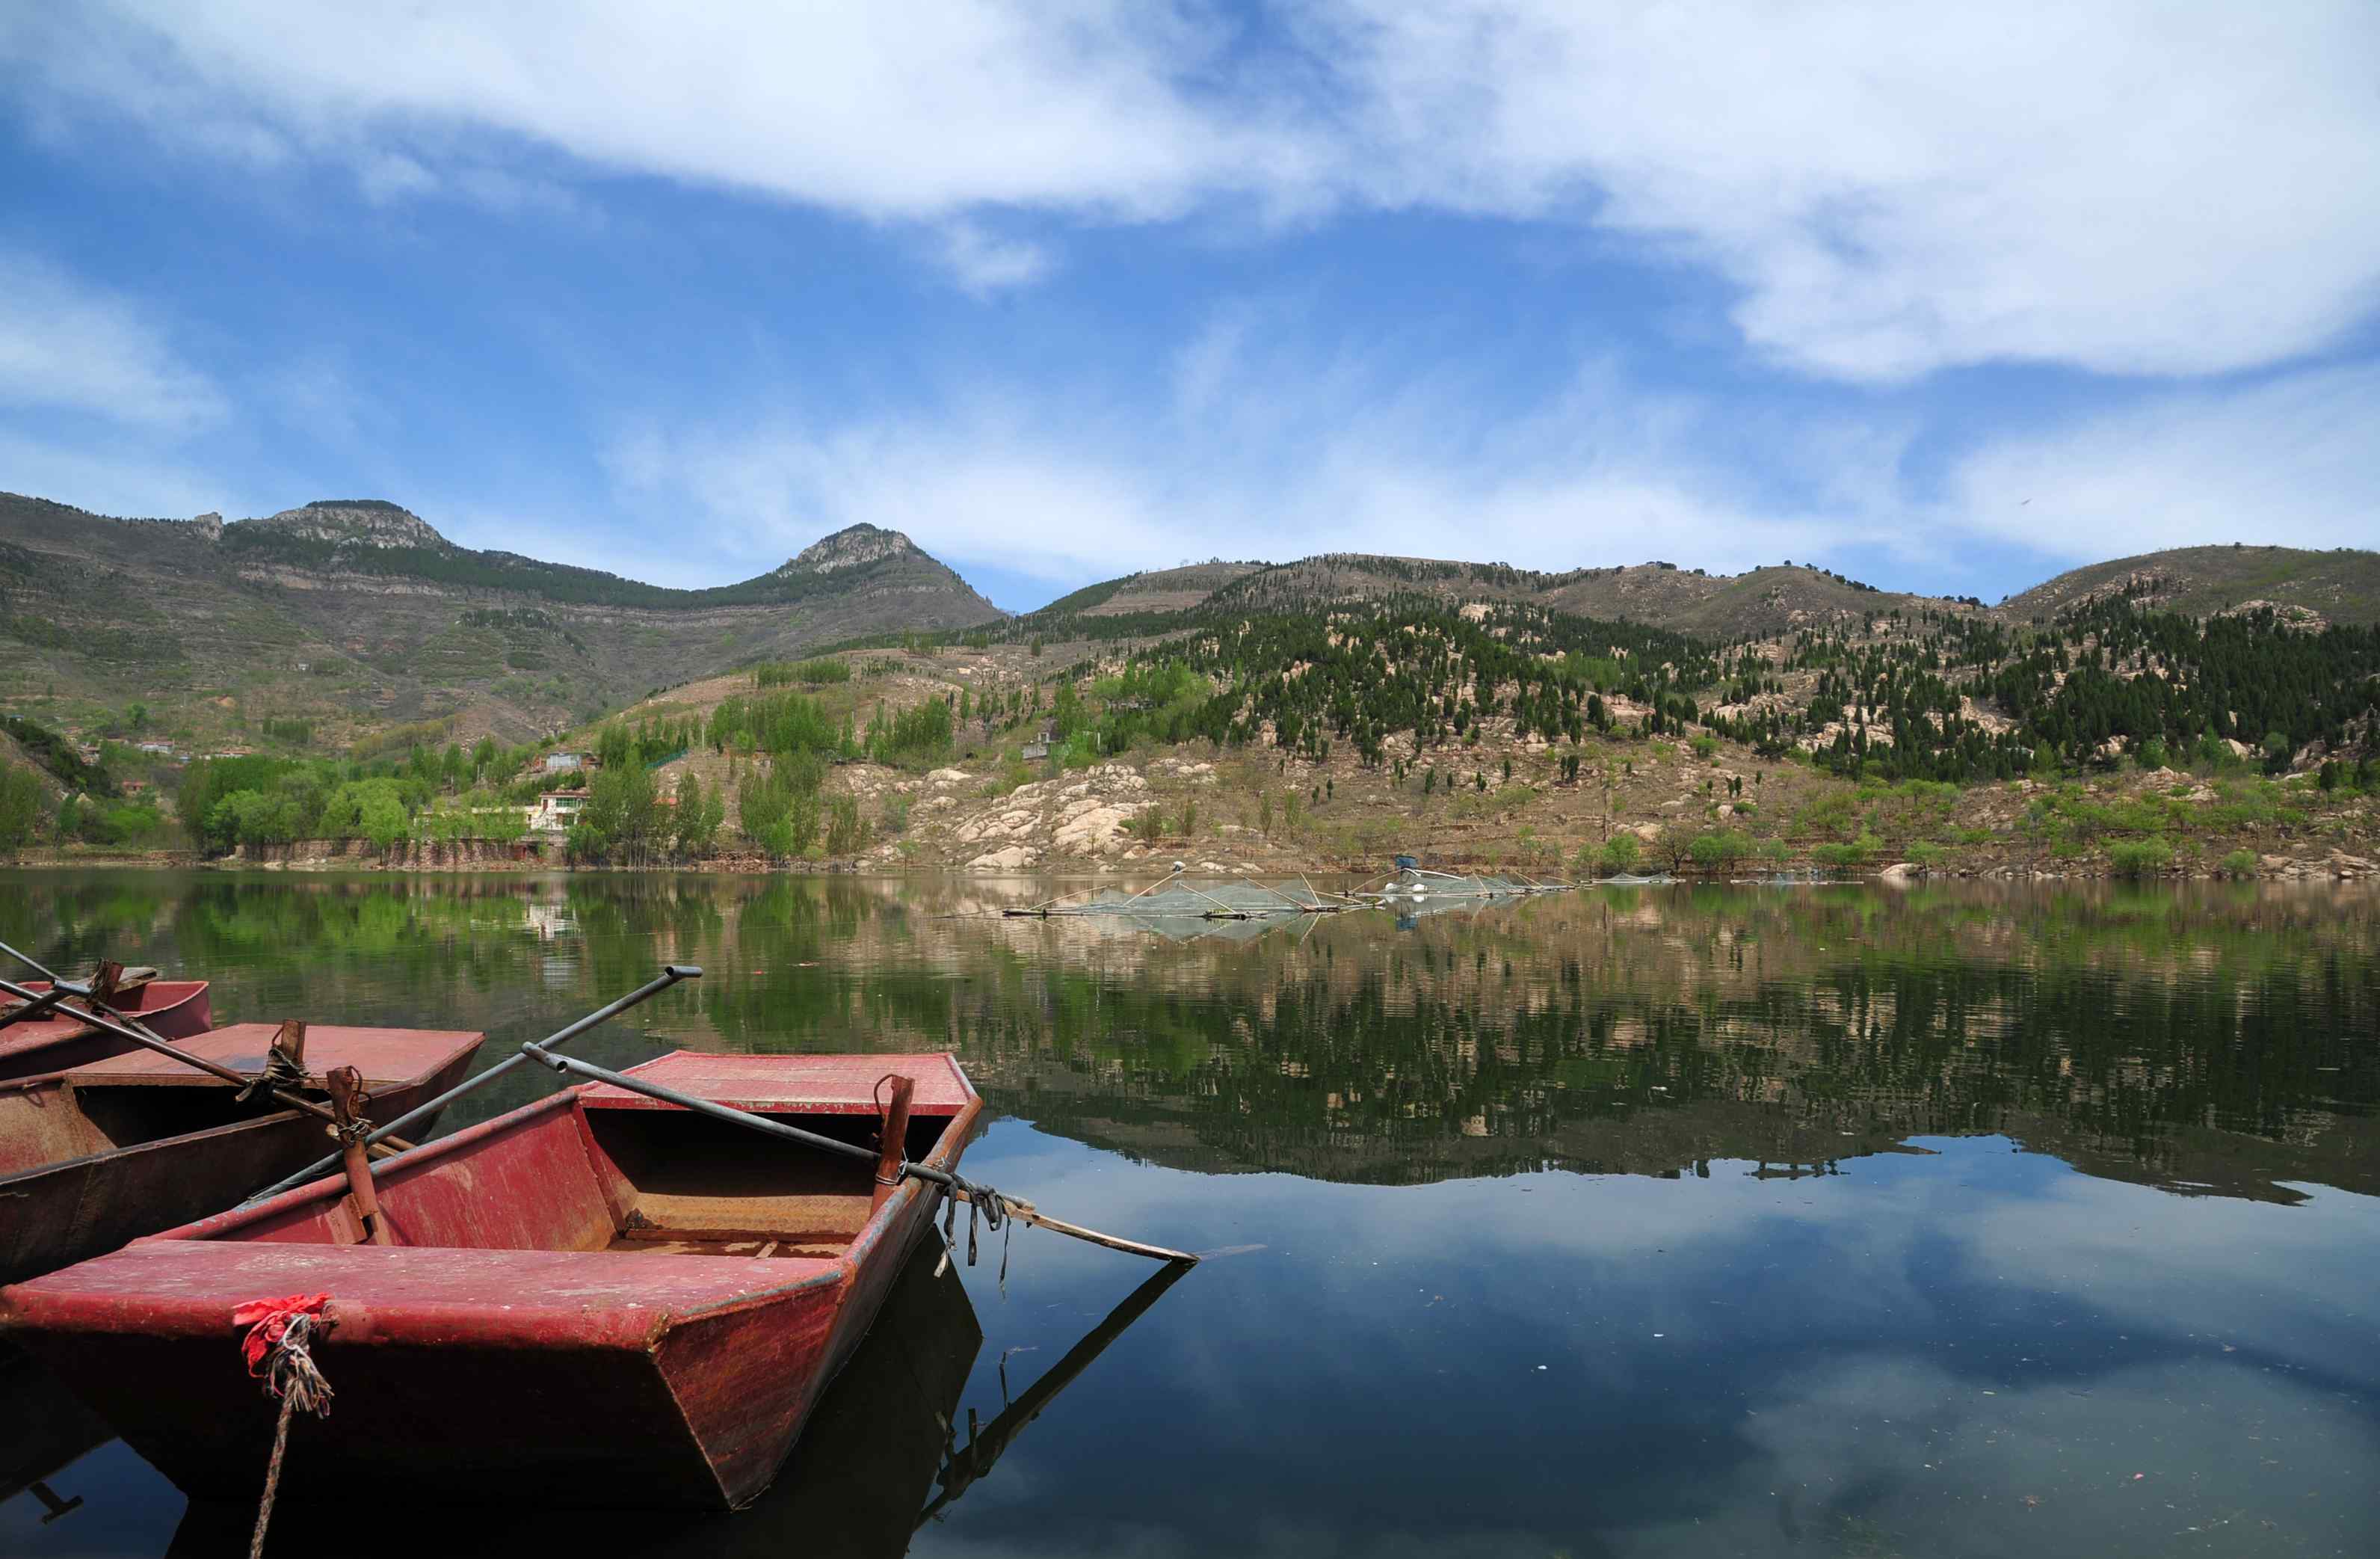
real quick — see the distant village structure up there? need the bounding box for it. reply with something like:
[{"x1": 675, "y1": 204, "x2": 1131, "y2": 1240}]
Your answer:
[{"x1": 528, "y1": 792, "x2": 586, "y2": 834}]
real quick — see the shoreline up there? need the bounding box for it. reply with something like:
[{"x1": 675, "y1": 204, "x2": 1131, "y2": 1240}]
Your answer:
[{"x1": 5, "y1": 842, "x2": 2372, "y2": 884}]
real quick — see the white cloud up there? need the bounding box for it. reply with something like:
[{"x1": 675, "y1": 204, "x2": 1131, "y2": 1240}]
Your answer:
[
  {"x1": 602, "y1": 330, "x2": 1896, "y2": 585},
  {"x1": 7, "y1": 1, "x2": 1306, "y2": 221},
  {"x1": 1300, "y1": 0, "x2": 2380, "y2": 381},
  {"x1": 607, "y1": 320, "x2": 2380, "y2": 588},
  {"x1": 10, "y1": 3, "x2": 2377, "y2": 378},
  {"x1": 936, "y1": 221, "x2": 1058, "y2": 297},
  {"x1": 0, "y1": 430, "x2": 226, "y2": 518},
  {"x1": 632, "y1": 421, "x2": 1866, "y2": 585},
  {"x1": 1938, "y1": 363, "x2": 2380, "y2": 562},
  {"x1": 0, "y1": 250, "x2": 224, "y2": 429}
]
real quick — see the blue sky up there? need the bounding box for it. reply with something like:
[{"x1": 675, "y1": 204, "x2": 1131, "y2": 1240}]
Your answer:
[{"x1": 3, "y1": 3, "x2": 2376, "y2": 612}]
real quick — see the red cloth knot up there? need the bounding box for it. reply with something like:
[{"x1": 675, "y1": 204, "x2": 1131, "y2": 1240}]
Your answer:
[{"x1": 233, "y1": 1292, "x2": 333, "y2": 1377}]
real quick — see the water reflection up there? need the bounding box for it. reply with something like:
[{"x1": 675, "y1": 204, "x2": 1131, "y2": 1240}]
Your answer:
[
  {"x1": 1, "y1": 873, "x2": 2374, "y2": 1557},
  {"x1": 4, "y1": 872, "x2": 2367, "y2": 1202},
  {"x1": 121, "y1": 1223, "x2": 1186, "y2": 1557}
]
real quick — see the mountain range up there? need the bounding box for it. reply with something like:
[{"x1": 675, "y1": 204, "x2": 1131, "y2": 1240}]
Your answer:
[
  {"x1": 2, "y1": 488, "x2": 2375, "y2": 749},
  {"x1": 0, "y1": 492, "x2": 999, "y2": 742}
]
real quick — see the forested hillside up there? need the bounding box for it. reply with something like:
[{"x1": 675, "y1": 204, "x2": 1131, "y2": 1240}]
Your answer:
[
  {"x1": 2003, "y1": 544, "x2": 2380, "y2": 627},
  {"x1": 4, "y1": 485, "x2": 2376, "y2": 873},
  {"x1": 0, "y1": 493, "x2": 1003, "y2": 754}
]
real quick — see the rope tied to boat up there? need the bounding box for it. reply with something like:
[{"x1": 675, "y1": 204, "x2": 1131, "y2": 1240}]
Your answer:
[
  {"x1": 234, "y1": 1292, "x2": 335, "y2": 1559},
  {"x1": 944, "y1": 1171, "x2": 1014, "y2": 1285},
  {"x1": 235, "y1": 1036, "x2": 310, "y2": 1104}
]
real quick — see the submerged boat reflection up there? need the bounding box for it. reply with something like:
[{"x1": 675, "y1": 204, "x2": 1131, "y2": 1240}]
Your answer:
[
  {"x1": 0, "y1": 1356, "x2": 111, "y2": 1519},
  {"x1": 163, "y1": 1231, "x2": 1185, "y2": 1556}
]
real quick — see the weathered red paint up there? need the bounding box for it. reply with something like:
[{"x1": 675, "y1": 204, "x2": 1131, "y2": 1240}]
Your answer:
[
  {"x1": 0, "y1": 1024, "x2": 484, "y2": 1287},
  {"x1": 0, "y1": 1050, "x2": 984, "y2": 1510},
  {"x1": 0, "y1": 980, "x2": 214, "y2": 1082}
]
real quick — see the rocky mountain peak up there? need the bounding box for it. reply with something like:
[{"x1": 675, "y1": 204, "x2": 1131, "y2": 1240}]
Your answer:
[
  {"x1": 245, "y1": 499, "x2": 451, "y2": 550},
  {"x1": 783, "y1": 523, "x2": 918, "y2": 575}
]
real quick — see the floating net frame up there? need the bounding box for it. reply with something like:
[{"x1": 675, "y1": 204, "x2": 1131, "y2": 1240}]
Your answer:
[
  {"x1": 1005, "y1": 875, "x2": 1352, "y2": 922},
  {"x1": 1359, "y1": 867, "x2": 1574, "y2": 903}
]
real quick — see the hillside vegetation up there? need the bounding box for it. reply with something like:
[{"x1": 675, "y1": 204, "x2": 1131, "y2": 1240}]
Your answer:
[
  {"x1": 0, "y1": 492, "x2": 1002, "y2": 754},
  {"x1": 2003, "y1": 544, "x2": 2380, "y2": 626},
  {"x1": 3, "y1": 488, "x2": 2375, "y2": 878}
]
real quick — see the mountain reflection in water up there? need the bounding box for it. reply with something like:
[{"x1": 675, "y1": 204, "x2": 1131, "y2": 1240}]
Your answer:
[
  {"x1": 12, "y1": 870, "x2": 2362, "y2": 1202},
  {"x1": 1, "y1": 871, "x2": 2373, "y2": 1558}
]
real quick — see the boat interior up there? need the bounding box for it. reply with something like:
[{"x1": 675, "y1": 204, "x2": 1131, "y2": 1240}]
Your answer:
[
  {"x1": 0, "y1": 1077, "x2": 286, "y2": 1180},
  {"x1": 210, "y1": 1086, "x2": 972, "y2": 1264},
  {"x1": 0, "y1": 980, "x2": 213, "y2": 1080}
]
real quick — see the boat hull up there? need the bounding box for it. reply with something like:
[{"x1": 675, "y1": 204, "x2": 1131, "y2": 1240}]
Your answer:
[
  {"x1": 1, "y1": 1052, "x2": 984, "y2": 1510},
  {"x1": 0, "y1": 980, "x2": 214, "y2": 1082},
  {"x1": 0, "y1": 1027, "x2": 482, "y2": 1287}
]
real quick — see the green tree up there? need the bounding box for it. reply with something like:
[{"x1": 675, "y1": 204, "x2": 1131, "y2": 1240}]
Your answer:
[
  {"x1": 1653, "y1": 821, "x2": 1700, "y2": 874},
  {"x1": 580, "y1": 763, "x2": 660, "y2": 861},
  {"x1": 2108, "y1": 837, "x2": 2171, "y2": 878},
  {"x1": 673, "y1": 772, "x2": 723, "y2": 855},
  {"x1": 825, "y1": 793, "x2": 866, "y2": 855},
  {"x1": 0, "y1": 763, "x2": 46, "y2": 852},
  {"x1": 1688, "y1": 829, "x2": 1748, "y2": 873},
  {"x1": 322, "y1": 778, "x2": 413, "y2": 848}
]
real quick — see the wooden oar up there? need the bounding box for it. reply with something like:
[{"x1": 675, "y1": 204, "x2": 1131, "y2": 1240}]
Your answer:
[
  {"x1": 520, "y1": 1042, "x2": 1199, "y2": 1266},
  {"x1": 243, "y1": 964, "x2": 701, "y2": 1205},
  {"x1": 0, "y1": 974, "x2": 414, "y2": 1157},
  {"x1": 0, "y1": 983, "x2": 73, "y2": 1032}
]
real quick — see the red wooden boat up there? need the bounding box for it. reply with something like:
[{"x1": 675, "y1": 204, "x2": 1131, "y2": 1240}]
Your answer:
[
  {"x1": 0, "y1": 1024, "x2": 484, "y2": 1288},
  {"x1": 0, "y1": 977, "x2": 214, "y2": 1082},
  {"x1": 0, "y1": 1050, "x2": 984, "y2": 1510}
]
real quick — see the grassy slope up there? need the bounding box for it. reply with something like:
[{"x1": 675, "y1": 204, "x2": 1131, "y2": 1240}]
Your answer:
[
  {"x1": 0, "y1": 492, "x2": 1004, "y2": 756},
  {"x1": 591, "y1": 639, "x2": 2376, "y2": 882},
  {"x1": 2001, "y1": 544, "x2": 2380, "y2": 626}
]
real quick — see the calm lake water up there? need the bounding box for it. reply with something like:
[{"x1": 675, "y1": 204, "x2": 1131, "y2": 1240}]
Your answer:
[{"x1": 4, "y1": 871, "x2": 2376, "y2": 1558}]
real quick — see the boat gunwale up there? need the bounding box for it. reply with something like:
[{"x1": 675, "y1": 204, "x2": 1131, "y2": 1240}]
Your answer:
[
  {"x1": 0, "y1": 979, "x2": 212, "y2": 1042},
  {"x1": 0, "y1": 1101, "x2": 317, "y2": 1193},
  {"x1": 0, "y1": 980, "x2": 216, "y2": 1077},
  {"x1": 1, "y1": 1029, "x2": 485, "y2": 1191},
  {"x1": 137, "y1": 1049, "x2": 987, "y2": 1323}
]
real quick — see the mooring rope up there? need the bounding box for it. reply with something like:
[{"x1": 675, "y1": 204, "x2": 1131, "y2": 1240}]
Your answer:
[
  {"x1": 941, "y1": 1170, "x2": 1014, "y2": 1288},
  {"x1": 235, "y1": 1294, "x2": 336, "y2": 1558},
  {"x1": 235, "y1": 1044, "x2": 309, "y2": 1104}
]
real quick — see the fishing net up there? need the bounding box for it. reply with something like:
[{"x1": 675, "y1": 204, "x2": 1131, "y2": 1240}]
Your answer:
[
  {"x1": 1366, "y1": 870, "x2": 1563, "y2": 900},
  {"x1": 1047, "y1": 879, "x2": 1337, "y2": 920}
]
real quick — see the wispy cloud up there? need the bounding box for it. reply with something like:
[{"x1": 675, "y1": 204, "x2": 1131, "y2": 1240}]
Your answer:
[
  {"x1": 608, "y1": 307, "x2": 2379, "y2": 592},
  {"x1": 1301, "y1": 0, "x2": 2380, "y2": 381},
  {"x1": 7, "y1": 1, "x2": 1300, "y2": 221},
  {"x1": 934, "y1": 219, "x2": 1058, "y2": 297},
  {"x1": 602, "y1": 319, "x2": 1896, "y2": 585},
  {"x1": 0, "y1": 430, "x2": 226, "y2": 518},
  {"x1": 13, "y1": 2, "x2": 2378, "y2": 378},
  {"x1": 0, "y1": 248, "x2": 224, "y2": 429},
  {"x1": 1937, "y1": 363, "x2": 2380, "y2": 562}
]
